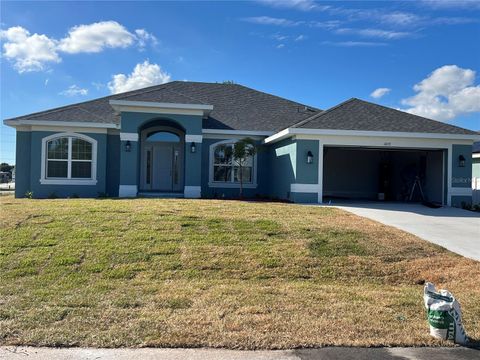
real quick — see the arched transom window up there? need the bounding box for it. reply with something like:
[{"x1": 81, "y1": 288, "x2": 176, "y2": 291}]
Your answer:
[
  {"x1": 145, "y1": 131, "x2": 180, "y2": 142},
  {"x1": 41, "y1": 133, "x2": 97, "y2": 184}
]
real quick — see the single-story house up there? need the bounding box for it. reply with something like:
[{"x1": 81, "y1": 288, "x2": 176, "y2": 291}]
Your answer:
[{"x1": 4, "y1": 81, "x2": 479, "y2": 206}]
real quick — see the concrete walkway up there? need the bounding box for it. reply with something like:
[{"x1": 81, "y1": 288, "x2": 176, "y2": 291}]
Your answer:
[
  {"x1": 1, "y1": 346, "x2": 479, "y2": 360},
  {"x1": 329, "y1": 202, "x2": 480, "y2": 261}
]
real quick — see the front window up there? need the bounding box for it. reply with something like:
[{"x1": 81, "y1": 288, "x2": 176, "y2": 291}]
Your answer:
[
  {"x1": 46, "y1": 136, "x2": 93, "y2": 179},
  {"x1": 213, "y1": 143, "x2": 253, "y2": 183}
]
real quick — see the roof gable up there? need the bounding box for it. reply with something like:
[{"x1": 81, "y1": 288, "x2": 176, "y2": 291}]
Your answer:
[
  {"x1": 294, "y1": 98, "x2": 477, "y2": 135},
  {"x1": 4, "y1": 81, "x2": 320, "y2": 132}
]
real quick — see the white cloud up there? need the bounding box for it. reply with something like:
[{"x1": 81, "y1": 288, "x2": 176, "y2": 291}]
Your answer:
[
  {"x1": 272, "y1": 34, "x2": 288, "y2": 41},
  {"x1": 420, "y1": 0, "x2": 480, "y2": 9},
  {"x1": 135, "y1": 29, "x2": 158, "y2": 50},
  {"x1": 0, "y1": 26, "x2": 60, "y2": 73},
  {"x1": 309, "y1": 20, "x2": 342, "y2": 29},
  {"x1": 59, "y1": 84, "x2": 88, "y2": 97},
  {"x1": 321, "y1": 40, "x2": 387, "y2": 47},
  {"x1": 242, "y1": 16, "x2": 302, "y2": 26},
  {"x1": 108, "y1": 60, "x2": 171, "y2": 94},
  {"x1": 401, "y1": 65, "x2": 480, "y2": 121},
  {"x1": 1, "y1": 22, "x2": 159, "y2": 73},
  {"x1": 256, "y1": 0, "x2": 328, "y2": 11},
  {"x1": 370, "y1": 88, "x2": 391, "y2": 99},
  {"x1": 335, "y1": 28, "x2": 412, "y2": 39},
  {"x1": 58, "y1": 21, "x2": 135, "y2": 53},
  {"x1": 379, "y1": 11, "x2": 423, "y2": 27},
  {"x1": 294, "y1": 34, "x2": 306, "y2": 41},
  {"x1": 276, "y1": 43, "x2": 285, "y2": 49}
]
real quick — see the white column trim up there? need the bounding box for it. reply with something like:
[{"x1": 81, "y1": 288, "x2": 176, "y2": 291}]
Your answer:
[
  {"x1": 119, "y1": 185, "x2": 137, "y2": 197},
  {"x1": 318, "y1": 142, "x2": 323, "y2": 203},
  {"x1": 185, "y1": 134, "x2": 203, "y2": 143},
  {"x1": 442, "y1": 149, "x2": 445, "y2": 206},
  {"x1": 184, "y1": 186, "x2": 201, "y2": 198},
  {"x1": 120, "y1": 133, "x2": 139, "y2": 141},
  {"x1": 447, "y1": 144, "x2": 452, "y2": 206},
  {"x1": 290, "y1": 184, "x2": 320, "y2": 193}
]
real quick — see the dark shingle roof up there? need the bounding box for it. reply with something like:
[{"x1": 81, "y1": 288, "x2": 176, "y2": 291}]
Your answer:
[
  {"x1": 5, "y1": 81, "x2": 320, "y2": 132},
  {"x1": 293, "y1": 98, "x2": 477, "y2": 135},
  {"x1": 5, "y1": 85, "x2": 476, "y2": 136}
]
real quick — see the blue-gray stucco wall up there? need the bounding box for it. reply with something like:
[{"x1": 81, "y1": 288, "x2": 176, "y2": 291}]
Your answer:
[
  {"x1": 106, "y1": 134, "x2": 120, "y2": 197},
  {"x1": 452, "y1": 144, "x2": 472, "y2": 188},
  {"x1": 120, "y1": 112, "x2": 202, "y2": 134},
  {"x1": 16, "y1": 131, "x2": 108, "y2": 198},
  {"x1": 269, "y1": 138, "x2": 296, "y2": 200},
  {"x1": 201, "y1": 138, "x2": 269, "y2": 198},
  {"x1": 451, "y1": 196, "x2": 473, "y2": 208},
  {"x1": 119, "y1": 112, "x2": 203, "y2": 191},
  {"x1": 186, "y1": 143, "x2": 202, "y2": 187},
  {"x1": 14, "y1": 131, "x2": 31, "y2": 198},
  {"x1": 12, "y1": 121, "x2": 473, "y2": 206},
  {"x1": 295, "y1": 140, "x2": 319, "y2": 185},
  {"x1": 268, "y1": 138, "x2": 319, "y2": 202}
]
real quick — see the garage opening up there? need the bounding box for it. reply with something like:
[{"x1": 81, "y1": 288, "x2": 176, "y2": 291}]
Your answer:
[{"x1": 323, "y1": 147, "x2": 445, "y2": 204}]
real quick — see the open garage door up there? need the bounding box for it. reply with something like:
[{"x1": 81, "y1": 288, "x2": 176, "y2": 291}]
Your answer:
[{"x1": 323, "y1": 146, "x2": 445, "y2": 204}]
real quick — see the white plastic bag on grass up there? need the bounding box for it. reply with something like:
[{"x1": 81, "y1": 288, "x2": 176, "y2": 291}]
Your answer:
[{"x1": 423, "y1": 282, "x2": 467, "y2": 344}]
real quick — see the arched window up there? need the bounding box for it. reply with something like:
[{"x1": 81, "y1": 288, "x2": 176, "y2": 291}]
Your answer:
[
  {"x1": 210, "y1": 141, "x2": 255, "y2": 186},
  {"x1": 145, "y1": 131, "x2": 180, "y2": 142},
  {"x1": 41, "y1": 133, "x2": 97, "y2": 185}
]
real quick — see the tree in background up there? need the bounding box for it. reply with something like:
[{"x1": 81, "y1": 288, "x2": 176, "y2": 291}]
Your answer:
[
  {"x1": 233, "y1": 138, "x2": 257, "y2": 199},
  {"x1": 0, "y1": 163, "x2": 14, "y2": 173}
]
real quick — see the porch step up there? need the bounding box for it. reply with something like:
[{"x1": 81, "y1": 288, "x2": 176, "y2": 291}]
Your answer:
[{"x1": 138, "y1": 192, "x2": 184, "y2": 198}]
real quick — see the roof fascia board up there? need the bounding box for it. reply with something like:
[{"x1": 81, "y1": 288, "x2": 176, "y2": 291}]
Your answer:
[
  {"x1": 263, "y1": 128, "x2": 291, "y2": 144},
  {"x1": 264, "y1": 128, "x2": 480, "y2": 144},
  {"x1": 4, "y1": 119, "x2": 119, "y2": 129},
  {"x1": 109, "y1": 100, "x2": 213, "y2": 111},
  {"x1": 202, "y1": 129, "x2": 273, "y2": 136}
]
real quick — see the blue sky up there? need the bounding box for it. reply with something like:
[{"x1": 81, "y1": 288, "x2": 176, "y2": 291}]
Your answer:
[{"x1": 1, "y1": 0, "x2": 480, "y2": 164}]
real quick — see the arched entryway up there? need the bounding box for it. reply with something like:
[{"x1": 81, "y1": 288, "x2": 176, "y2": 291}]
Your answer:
[{"x1": 139, "y1": 125, "x2": 185, "y2": 192}]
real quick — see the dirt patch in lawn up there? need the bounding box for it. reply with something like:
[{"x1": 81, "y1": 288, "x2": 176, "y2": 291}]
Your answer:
[{"x1": 0, "y1": 196, "x2": 479, "y2": 348}]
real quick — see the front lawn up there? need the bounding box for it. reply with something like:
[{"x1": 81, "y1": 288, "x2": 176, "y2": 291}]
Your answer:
[{"x1": 0, "y1": 196, "x2": 479, "y2": 348}]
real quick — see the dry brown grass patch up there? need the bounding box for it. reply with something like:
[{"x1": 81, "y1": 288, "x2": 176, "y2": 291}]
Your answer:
[{"x1": 0, "y1": 196, "x2": 479, "y2": 348}]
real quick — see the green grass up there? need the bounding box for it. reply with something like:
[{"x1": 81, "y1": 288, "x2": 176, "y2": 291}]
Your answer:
[{"x1": 0, "y1": 196, "x2": 479, "y2": 348}]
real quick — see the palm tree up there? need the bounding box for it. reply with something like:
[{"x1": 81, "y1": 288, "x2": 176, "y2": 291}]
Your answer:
[{"x1": 233, "y1": 138, "x2": 257, "y2": 198}]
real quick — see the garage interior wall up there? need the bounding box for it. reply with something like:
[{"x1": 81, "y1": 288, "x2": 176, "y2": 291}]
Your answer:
[{"x1": 323, "y1": 147, "x2": 444, "y2": 204}]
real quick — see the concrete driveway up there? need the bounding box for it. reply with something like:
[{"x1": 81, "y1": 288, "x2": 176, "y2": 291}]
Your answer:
[
  {"x1": 1, "y1": 346, "x2": 479, "y2": 360},
  {"x1": 329, "y1": 202, "x2": 480, "y2": 261}
]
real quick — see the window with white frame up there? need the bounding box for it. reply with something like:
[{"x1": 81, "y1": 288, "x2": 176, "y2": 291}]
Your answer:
[
  {"x1": 212, "y1": 142, "x2": 254, "y2": 184},
  {"x1": 42, "y1": 134, "x2": 96, "y2": 184}
]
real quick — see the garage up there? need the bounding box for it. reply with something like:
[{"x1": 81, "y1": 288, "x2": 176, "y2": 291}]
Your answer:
[{"x1": 323, "y1": 146, "x2": 445, "y2": 204}]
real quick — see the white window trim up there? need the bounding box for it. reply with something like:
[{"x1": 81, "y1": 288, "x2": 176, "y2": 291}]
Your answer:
[
  {"x1": 208, "y1": 139, "x2": 257, "y2": 188},
  {"x1": 40, "y1": 132, "x2": 98, "y2": 185}
]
